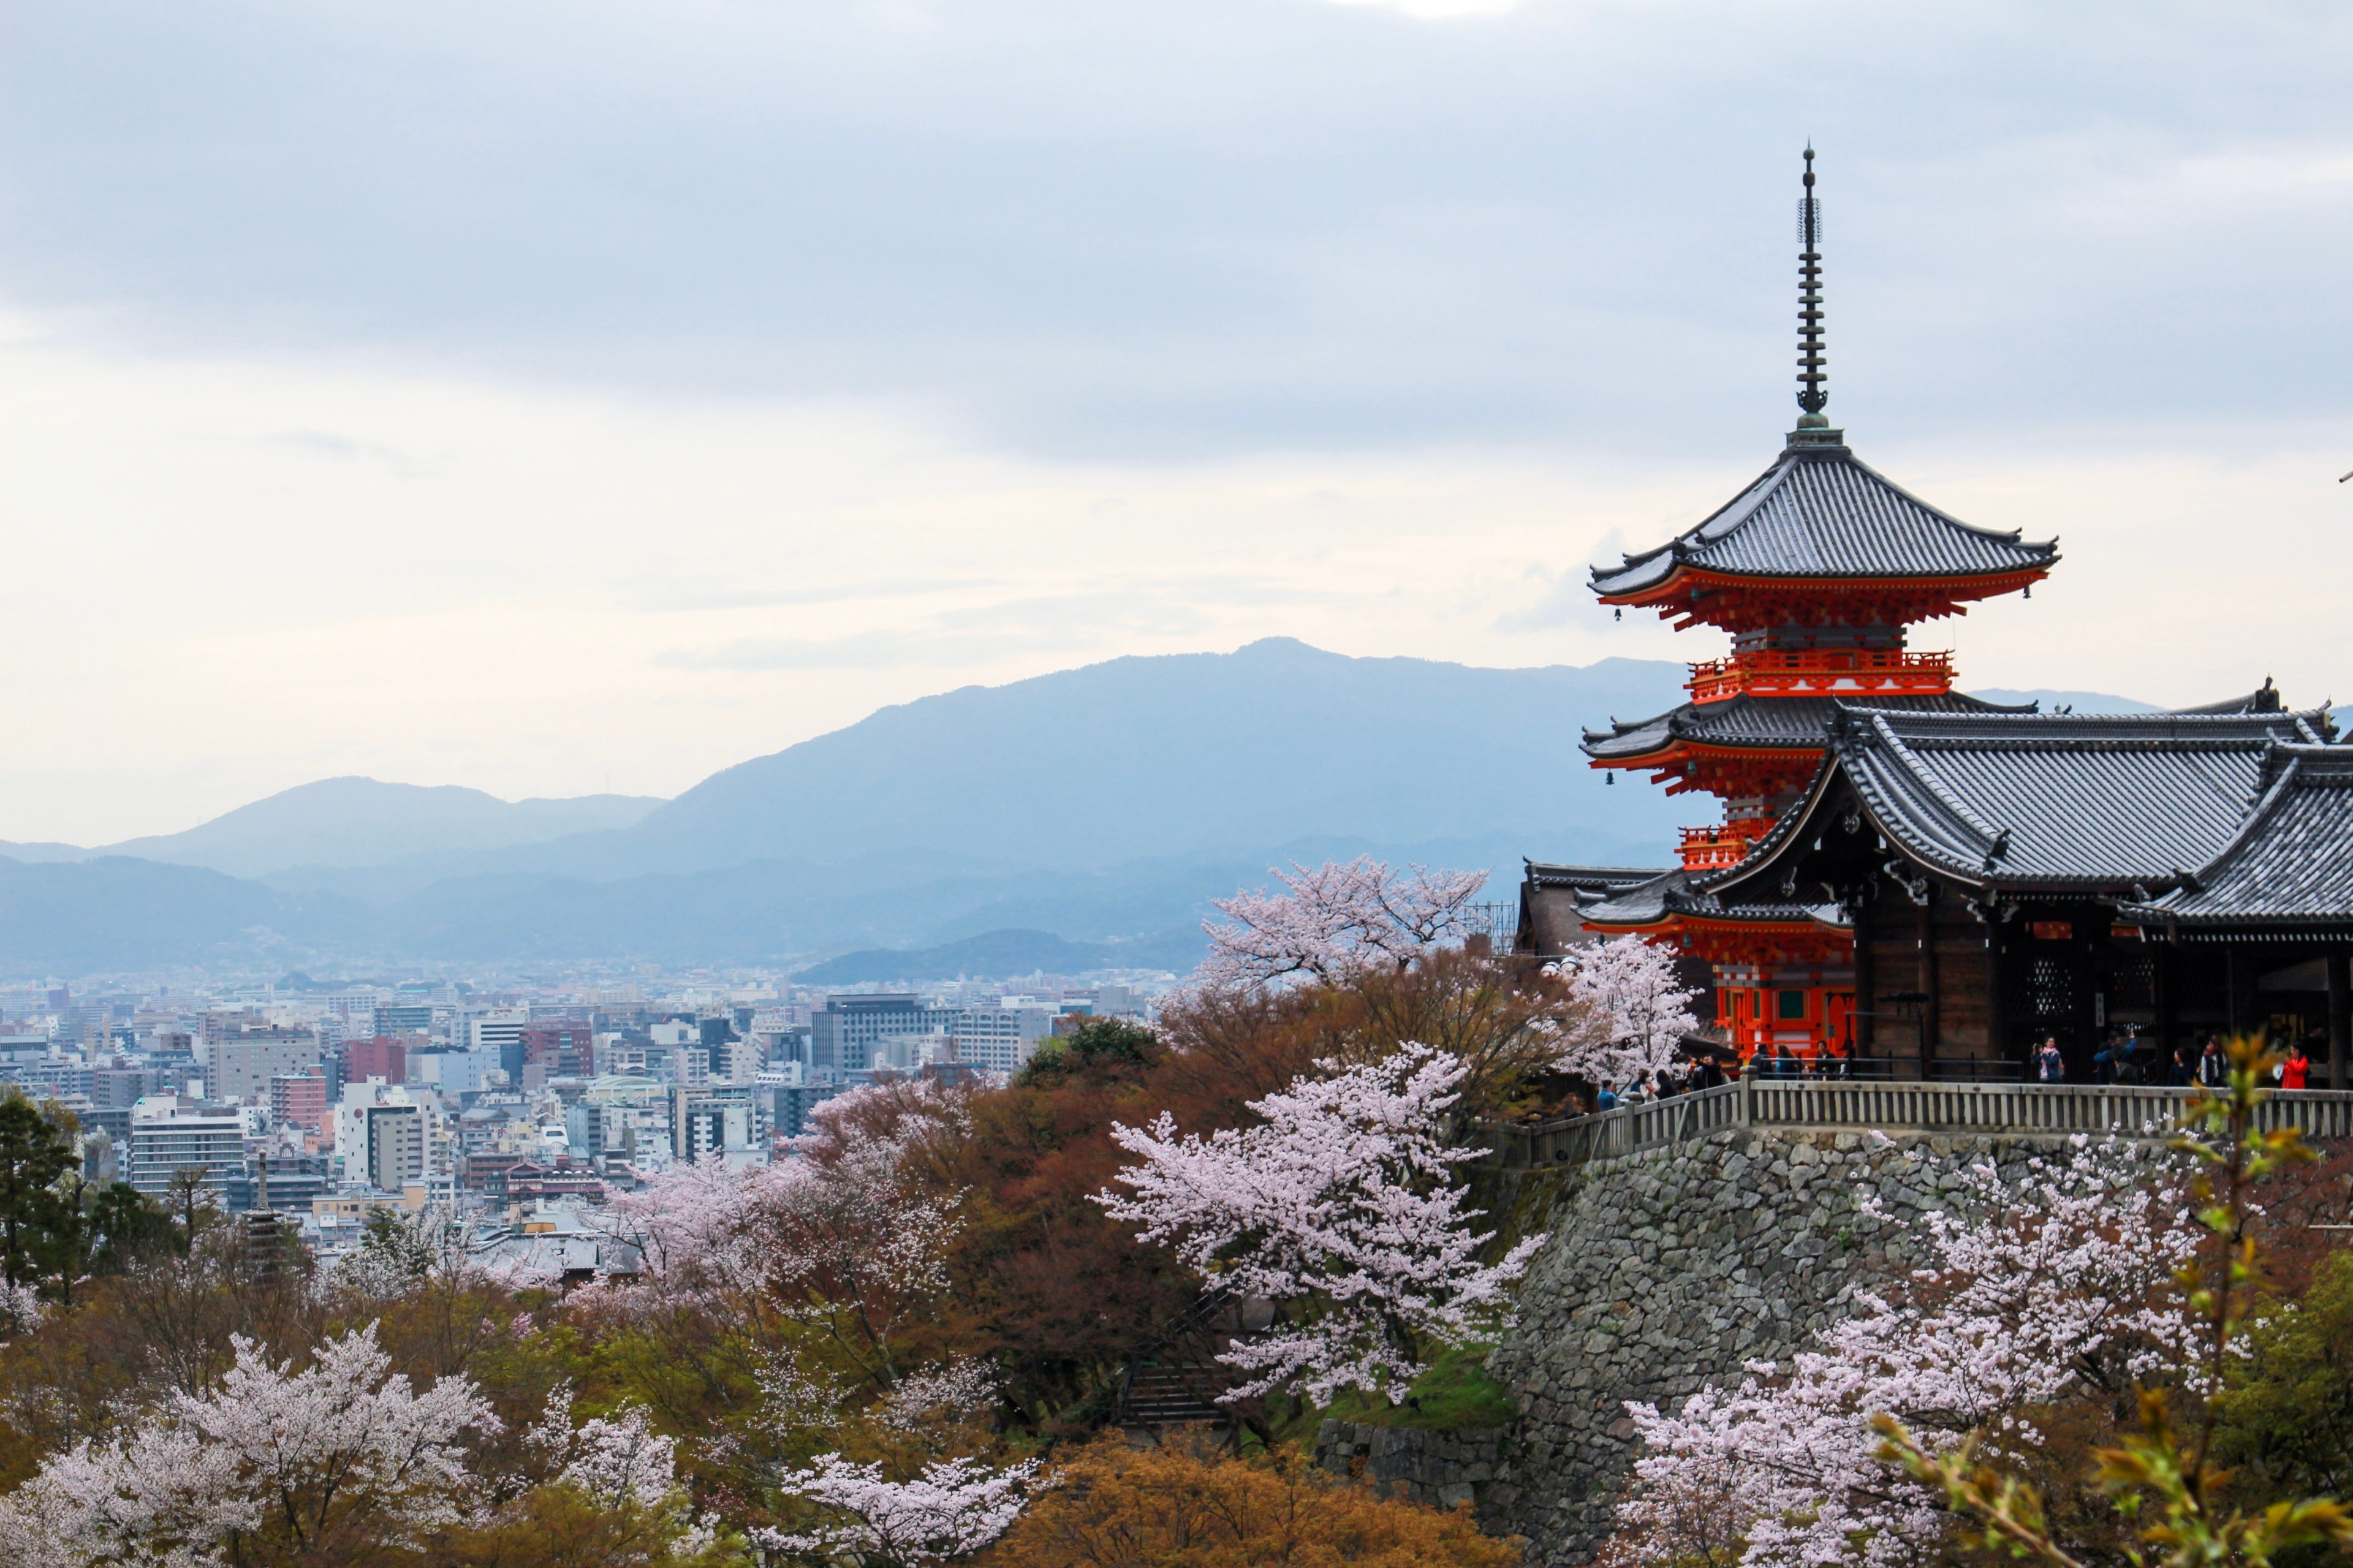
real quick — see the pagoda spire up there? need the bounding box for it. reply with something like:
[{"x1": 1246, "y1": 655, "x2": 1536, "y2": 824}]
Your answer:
[{"x1": 1795, "y1": 144, "x2": 1829, "y2": 430}]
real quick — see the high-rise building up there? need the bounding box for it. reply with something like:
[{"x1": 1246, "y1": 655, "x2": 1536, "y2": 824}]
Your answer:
[
  {"x1": 365, "y1": 1103, "x2": 425, "y2": 1192},
  {"x1": 126, "y1": 1096, "x2": 246, "y2": 1201},
  {"x1": 269, "y1": 1072, "x2": 331, "y2": 1140},
  {"x1": 213, "y1": 1030, "x2": 322, "y2": 1105},
  {"x1": 811, "y1": 996, "x2": 951, "y2": 1075},
  {"x1": 468, "y1": 1012, "x2": 532, "y2": 1075},
  {"x1": 341, "y1": 1036, "x2": 408, "y2": 1089},
  {"x1": 518, "y1": 1023, "x2": 592, "y2": 1089}
]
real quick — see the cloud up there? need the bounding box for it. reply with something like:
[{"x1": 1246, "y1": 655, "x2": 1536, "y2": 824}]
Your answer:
[{"x1": 6, "y1": 4, "x2": 2353, "y2": 458}]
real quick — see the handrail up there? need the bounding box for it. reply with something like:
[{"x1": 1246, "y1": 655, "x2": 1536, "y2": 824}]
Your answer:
[{"x1": 1486, "y1": 1081, "x2": 2353, "y2": 1171}]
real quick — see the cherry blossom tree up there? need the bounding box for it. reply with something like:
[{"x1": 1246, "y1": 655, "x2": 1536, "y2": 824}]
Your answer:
[
  {"x1": 1098, "y1": 1042, "x2": 1544, "y2": 1404},
  {"x1": 1557, "y1": 935, "x2": 1702, "y2": 1090},
  {"x1": 589, "y1": 1084, "x2": 966, "y2": 1394},
  {"x1": 526, "y1": 1386, "x2": 683, "y2": 1515},
  {"x1": 763, "y1": 1452, "x2": 1037, "y2": 1568},
  {"x1": 0, "y1": 1320, "x2": 495, "y2": 1566},
  {"x1": 1611, "y1": 1137, "x2": 2196, "y2": 1568},
  {"x1": 1195, "y1": 857, "x2": 1490, "y2": 993}
]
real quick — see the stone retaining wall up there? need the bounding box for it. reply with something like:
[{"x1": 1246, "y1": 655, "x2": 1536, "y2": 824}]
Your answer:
[
  {"x1": 1309, "y1": 1418, "x2": 1514, "y2": 1515},
  {"x1": 1486, "y1": 1126, "x2": 2139, "y2": 1564}
]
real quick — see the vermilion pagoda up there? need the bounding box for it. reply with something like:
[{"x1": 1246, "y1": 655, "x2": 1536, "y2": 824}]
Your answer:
[{"x1": 1522, "y1": 148, "x2": 2061, "y2": 1057}]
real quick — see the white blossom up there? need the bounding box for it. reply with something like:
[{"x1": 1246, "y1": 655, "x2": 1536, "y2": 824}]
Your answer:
[
  {"x1": 0, "y1": 1322, "x2": 495, "y2": 1567},
  {"x1": 1194, "y1": 857, "x2": 1488, "y2": 993},
  {"x1": 1614, "y1": 1137, "x2": 2196, "y2": 1568},
  {"x1": 1555, "y1": 934, "x2": 1702, "y2": 1089},
  {"x1": 765, "y1": 1452, "x2": 1035, "y2": 1567},
  {"x1": 870, "y1": 1359, "x2": 997, "y2": 1434},
  {"x1": 1099, "y1": 1042, "x2": 1543, "y2": 1403},
  {"x1": 523, "y1": 1383, "x2": 681, "y2": 1513}
]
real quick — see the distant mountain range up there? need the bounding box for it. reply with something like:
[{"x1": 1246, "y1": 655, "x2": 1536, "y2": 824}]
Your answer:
[
  {"x1": 0, "y1": 640, "x2": 2168, "y2": 977},
  {"x1": 0, "y1": 779, "x2": 661, "y2": 879}
]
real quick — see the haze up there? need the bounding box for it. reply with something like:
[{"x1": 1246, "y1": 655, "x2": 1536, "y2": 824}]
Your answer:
[{"x1": 4, "y1": 1, "x2": 2349, "y2": 844}]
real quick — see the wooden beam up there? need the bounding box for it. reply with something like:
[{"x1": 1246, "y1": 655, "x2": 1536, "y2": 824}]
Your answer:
[
  {"x1": 2330, "y1": 951, "x2": 2351, "y2": 1093},
  {"x1": 1919, "y1": 893, "x2": 1939, "y2": 1077}
]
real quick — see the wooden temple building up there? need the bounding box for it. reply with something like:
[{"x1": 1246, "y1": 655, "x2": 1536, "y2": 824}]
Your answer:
[{"x1": 1518, "y1": 149, "x2": 2352, "y2": 1083}]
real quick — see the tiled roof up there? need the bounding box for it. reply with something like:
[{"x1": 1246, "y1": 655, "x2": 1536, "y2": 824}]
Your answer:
[
  {"x1": 2127, "y1": 746, "x2": 2353, "y2": 924},
  {"x1": 1545, "y1": 865, "x2": 1844, "y2": 931},
  {"x1": 1718, "y1": 706, "x2": 2335, "y2": 897},
  {"x1": 1583, "y1": 691, "x2": 2029, "y2": 762},
  {"x1": 1591, "y1": 442, "x2": 2059, "y2": 598}
]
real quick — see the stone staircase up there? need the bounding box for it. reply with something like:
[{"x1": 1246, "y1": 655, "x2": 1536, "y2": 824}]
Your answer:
[{"x1": 1108, "y1": 1288, "x2": 1268, "y2": 1433}]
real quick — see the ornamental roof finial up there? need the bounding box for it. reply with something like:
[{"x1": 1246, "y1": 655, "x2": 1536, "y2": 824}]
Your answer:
[{"x1": 1795, "y1": 144, "x2": 1828, "y2": 428}]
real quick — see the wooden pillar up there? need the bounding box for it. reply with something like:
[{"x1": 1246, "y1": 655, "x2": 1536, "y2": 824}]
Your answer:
[
  {"x1": 2227, "y1": 948, "x2": 2253, "y2": 1039},
  {"x1": 1853, "y1": 891, "x2": 1875, "y2": 1056},
  {"x1": 2155, "y1": 941, "x2": 2176, "y2": 1078},
  {"x1": 1918, "y1": 893, "x2": 1939, "y2": 1077},
  {"x1": 2329, "y1": 950, "x2": 2351, "y2": 1091},
  {"x1": 1985, "y1": 922, "x2": 2006, "y2": 1066}
]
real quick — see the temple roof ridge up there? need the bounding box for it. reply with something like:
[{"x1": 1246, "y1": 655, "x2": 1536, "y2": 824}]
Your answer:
[{"x1": 1591, "y1": 444, "x2": 2061, "y2": 601}]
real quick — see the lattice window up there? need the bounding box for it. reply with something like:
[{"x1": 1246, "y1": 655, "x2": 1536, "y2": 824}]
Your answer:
[
  {"x1": 2029, "y1": 958, "x2": 2074, "y2": 1020},
  {"x1": 2111, "y1": 956, "x2": 2155, "y2": 1010}
]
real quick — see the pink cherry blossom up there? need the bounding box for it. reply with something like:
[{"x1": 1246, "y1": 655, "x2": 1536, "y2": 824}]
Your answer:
[
  {"x1": 1612, "y1": 1137, "x2": 2196, "y2": 1568},
  {"x1": 1194, "y1": 857, "x2": 1489, "y2": 993},
  {"x1": 1556, "y1": 934, "x2": 1702, "y2": 1088},
  {"x1": 1099, "y1": 1042, "x2": 1544, "y2": 1404},
  {"x1": 765, "y1": 1452, "x2": 1037, "y2": 1567},
  {"x1": 0, "y1": 1322, "x2": 496, "y2": 1567}
]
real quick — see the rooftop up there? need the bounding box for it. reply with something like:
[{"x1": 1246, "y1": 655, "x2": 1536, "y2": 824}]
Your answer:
[
  {"x1": 1714, "y1": 702, "x2": 2338, "y2": 899},
  {"x1": 1590, "y1": 439, "x2": 2059, "y2": 629}
]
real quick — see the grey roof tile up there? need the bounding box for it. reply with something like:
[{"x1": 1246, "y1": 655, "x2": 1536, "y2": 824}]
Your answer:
[
  {"x1": 1591, "y1": 444, "x2": 2059, "y2": 598},
  {"x1": 1583, "y1": 691, "x2": 2030, "y2": 762}
]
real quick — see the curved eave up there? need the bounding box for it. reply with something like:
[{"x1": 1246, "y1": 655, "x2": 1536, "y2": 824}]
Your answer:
[
  {"x1": 1586, "y1": 740, "x2": 1829, "y2": 772},
  {"x1": 1595, "y1": 564, "x2": 2055, "y2": 612},
  {"x1": 1583, "y1": 906, "x2": 1849, "y2": 936}
]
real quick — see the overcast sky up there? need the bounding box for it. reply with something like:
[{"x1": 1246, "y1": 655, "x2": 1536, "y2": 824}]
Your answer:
[{"x1": 4, "y1": 0, "x2": 2351, "y2": 843}]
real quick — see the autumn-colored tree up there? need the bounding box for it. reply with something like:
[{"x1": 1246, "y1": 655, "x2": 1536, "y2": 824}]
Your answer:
[{"x1": 977, "y1": 1433, "x2": 1519, "y2": 1568}]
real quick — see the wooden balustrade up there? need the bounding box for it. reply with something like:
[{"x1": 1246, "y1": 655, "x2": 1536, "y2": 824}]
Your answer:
[{"x1": 1487, "y1": 1080, "x2": 2353, "y2": 1170}]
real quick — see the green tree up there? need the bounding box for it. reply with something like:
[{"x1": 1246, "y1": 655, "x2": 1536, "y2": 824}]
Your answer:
[
  {"x1": 1015, "y1": 1017, "x2": 1159, "y2": 1086},
  {"x1": 83, "y1": 1180, "x2": 177, "y2": 1276},
  {"x1": 0, "y1": 1093, "x2": 80, "y2": 1299}
]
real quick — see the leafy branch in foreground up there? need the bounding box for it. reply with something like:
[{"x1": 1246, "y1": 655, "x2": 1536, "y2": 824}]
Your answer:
[{"x1": 1879, "y1": 1035, "x2": 2353, "y2": 1568}]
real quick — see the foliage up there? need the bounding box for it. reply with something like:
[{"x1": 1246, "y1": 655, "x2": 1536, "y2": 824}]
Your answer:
[
  {"x1": 1616, "y1": 1135, "x2": 2195, "y2": 1568},
  {"x1": 976, "y1": 1433, "x2": 1520, "y2": 1568},
  {"x1": 1195, "y1": 857, "x2": 1488, "y2": 993},
  {"x1": 1014, "y1": 1017, "x2": 1159, "y2": 1087},
  {"x1": 1294, "y1": 1342, "x2": 1519, "y2": 1436},
  {"x1": 1877, "y1": 1035, "x2": 2353, "y2": 1568},
  {"x1": 1099, "y1": 1043, "x2": 1543, "y2": 1404},
  {"x1": 0, "y1": 1320, "x2": 496, "y2": 1566},
  {"x1": 2215, "y1": 1248, "x2": 2353, "y2": 1501},
  {"x1": 765, "y1": 1452, "x2": 1037, "y2": 1568}
]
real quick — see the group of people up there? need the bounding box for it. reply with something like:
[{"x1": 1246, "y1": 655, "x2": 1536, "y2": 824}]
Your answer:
[{"x1": 2031, "y1": 1029, "x2": 2321, "y2": 1088}]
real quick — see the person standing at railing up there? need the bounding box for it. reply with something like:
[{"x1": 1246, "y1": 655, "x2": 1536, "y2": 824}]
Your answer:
[
  {"x1": 2197, "y1": 1035, "x2": 2229, "y2": 1088},
  {"x1": 2167, "y1": 1042, "x2": 2192, "y2": 1086},
  {"x1": 2034, "y1": 1036, "x2": 2064, "y2": 1084},
  {"x1": 2283, "y1": 1040, "x2": 2313, "y2": 1090}
]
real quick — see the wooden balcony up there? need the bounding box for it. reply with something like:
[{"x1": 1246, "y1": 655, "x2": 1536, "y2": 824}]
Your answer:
[
  {"x1": 1678, "y1": 821, "x2": 1771, "y2": 871},
  {"x1": 1688, "y1": 648, "x2": 1954, "y2": 703}
]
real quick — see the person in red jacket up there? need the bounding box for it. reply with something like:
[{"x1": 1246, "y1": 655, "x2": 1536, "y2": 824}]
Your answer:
[{"x1": 2282, "y1": 1039, "x2": 2312, "y2": 1090}]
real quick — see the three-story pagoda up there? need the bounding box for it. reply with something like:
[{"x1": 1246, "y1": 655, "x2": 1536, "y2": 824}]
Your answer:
[{"x1": 1554, "y1": 149, "x2": 2059, "y2": 1057}]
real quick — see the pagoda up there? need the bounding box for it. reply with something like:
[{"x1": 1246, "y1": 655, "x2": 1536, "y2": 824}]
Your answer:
[{"x1": 1565, "y1": 148, "x2": 2060, "y2": 1058}]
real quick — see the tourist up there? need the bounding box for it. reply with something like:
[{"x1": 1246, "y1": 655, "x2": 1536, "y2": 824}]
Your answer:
[
  {"x1": 2197, "y1": 1036, "x2": 2229, "y2": 1088},
  {"x1": 2168, "y1": 1042, "x2": 2192, "y2": 1086},
  {"x1": 1596, "y1": 1085, "x2": 1618, "y2": 1112},
  {"x1": 2283, "y1": 1040, "x2": 2312, "y2": 1091},
  {"x1": 2090, "y1": 1035, "x2": 2116, "y2": 1085},
  {"x1": 2034, "y1": 1036, "x2": 2064, "y2": 1084}
]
